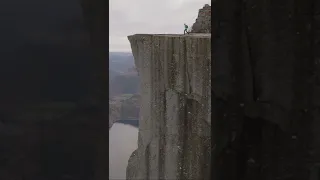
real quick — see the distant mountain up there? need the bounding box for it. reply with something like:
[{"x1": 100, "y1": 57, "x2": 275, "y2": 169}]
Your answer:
[
  {"x1": 109, "y1": 69, "x2": 118, "y2": 81},
  {"x1": 109, "y1": 73, "x2": 140, "y2": 97},
  {"x1": 109, "y1": 52, "x2": 133, "y2": 58},
  {"x1": 120, "y1": 94, "x2": 140, "y2": 120},
  {"x1": 109, "y1": 52, "x2": 140, "y2": 128},
  {"x1": 109, "y1": 52, "x2": 135, "y2": 74},
  {"x1": 109, "y1": 94, "x2": 140, "y2": 129},
  {"x1": 109, "y1": 52, "x2": 140, "y2": 97}
]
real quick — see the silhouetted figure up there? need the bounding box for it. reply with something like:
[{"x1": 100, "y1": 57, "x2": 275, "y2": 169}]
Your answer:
[{"x1": 184, "y1": 23, "x2": 189, "y2": 34}]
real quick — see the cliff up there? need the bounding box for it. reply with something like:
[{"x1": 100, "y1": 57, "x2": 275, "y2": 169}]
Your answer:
[
  {"x1": 0, "y1": 0, "x2": 109, "y2": 179},
  {"x1": 191, "y1": 4, "x2": 211, "y2": 33},
  {"x1": 127, "y1": 34, "x2": 211, "y2": 179},
  {"x1": 211, "y1": 0, "x2": 320, "y2": 179}
]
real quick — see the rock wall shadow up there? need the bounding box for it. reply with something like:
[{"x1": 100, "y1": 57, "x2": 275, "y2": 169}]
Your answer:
[{"x1": 0, "y1": 0, "x2": 108, "y2": 179}]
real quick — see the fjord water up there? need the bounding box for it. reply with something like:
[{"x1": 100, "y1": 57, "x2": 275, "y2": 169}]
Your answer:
[{"x1": 109, "y1": 122, "x2": 138, "y2": 179}]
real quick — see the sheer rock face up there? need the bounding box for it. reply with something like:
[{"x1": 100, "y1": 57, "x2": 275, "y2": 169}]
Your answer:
[
  {"x1": 212, "y1": 0, "x2": 320, "y2": 179},
  {"x1": 191, "y1": 4, "x2": 211, "y2": 33},
  {"x1": 0, "y1": 0, "x2": 109, "y2": 179},
  {"x1": 127, "y1": 34, "x2": 211, "y2": 180}
]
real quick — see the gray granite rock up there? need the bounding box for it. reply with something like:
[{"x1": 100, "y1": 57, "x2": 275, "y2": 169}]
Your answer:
[{"x1": 127, "y1": 33, "x2": 211, "y2": 180}]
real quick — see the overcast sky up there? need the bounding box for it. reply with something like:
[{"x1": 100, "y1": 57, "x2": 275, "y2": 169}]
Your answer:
[{"x1": 109, "y1": 0, "x2": 211, "y2": 52}]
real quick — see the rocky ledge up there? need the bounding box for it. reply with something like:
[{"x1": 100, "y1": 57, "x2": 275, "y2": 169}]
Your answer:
[{"x1": 126, "y1": 34, "x2": 211, "y2": 180}]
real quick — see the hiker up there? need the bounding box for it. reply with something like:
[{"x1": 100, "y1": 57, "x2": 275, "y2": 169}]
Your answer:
[{"x1": 184, "y1": 23, "x2": 189, "y2": 35}]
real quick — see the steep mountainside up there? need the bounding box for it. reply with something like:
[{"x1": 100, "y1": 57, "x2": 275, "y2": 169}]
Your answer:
[
  {"x1": 109, "y1": 52, "x2": 140, "y2": 97},
  {"x1": 212, "y1": 0, "x2": 320, "y2": 179},
  {"x1": 0, "y1": 0, "x2": 110, "y2": 179},
  {"x1": 109, "y1": 74, "x2": 140, "y2": 97},
  {"x1": 191, "y1": 4, "x2": 211, "y2": 33},
  {"x1": 127, "y1": 33, "x2": 211, "y2": 179}
]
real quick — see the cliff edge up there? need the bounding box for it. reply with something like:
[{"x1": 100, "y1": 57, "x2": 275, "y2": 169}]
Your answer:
[{"x1": 127, "y1": 34, "x2": 211, "y2": 179}]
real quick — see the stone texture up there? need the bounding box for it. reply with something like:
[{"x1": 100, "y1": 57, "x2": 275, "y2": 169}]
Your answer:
[
  {"x1": 191, "y1": 4, "x2": 211, "y2": 33},
  {"x1": 212, "y1": 0, "x2": 320, "y2": 179},
  {"x1": 127, "y1": 34, "x2": 211, "y2": 180},
  {"x1": 0, "y1": 0, "x2": 109, "y2": 179}
]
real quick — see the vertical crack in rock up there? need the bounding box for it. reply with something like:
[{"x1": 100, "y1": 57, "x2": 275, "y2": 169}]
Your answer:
[
  {"x1": 185, "y1": 38, "x2": 193, "y2": 94},
  {"x1": 242, "y1": 0, "x2": 258, "y2": 102}
]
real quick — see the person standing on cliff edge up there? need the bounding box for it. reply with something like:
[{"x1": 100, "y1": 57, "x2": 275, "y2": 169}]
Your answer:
[{"x1": 184, "y1": 23, "x2": 189, "y2": 35}]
